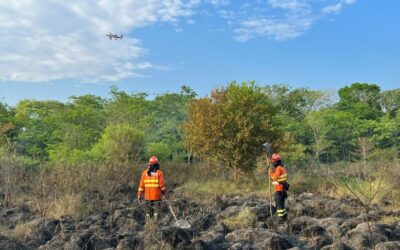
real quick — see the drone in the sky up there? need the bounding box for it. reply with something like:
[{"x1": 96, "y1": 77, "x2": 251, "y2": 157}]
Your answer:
[{"x1": 106, "y1": 32, "x2": 123, "y2": 40}]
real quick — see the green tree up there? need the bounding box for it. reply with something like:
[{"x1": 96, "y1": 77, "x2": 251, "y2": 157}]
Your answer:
[
  {"x1": 61, "y1": 95, "x2": 107, "y2": 150},
  {"x1": 372, "y1": 115, "x2": 400, "y2": 149},
  {"x1": 147, "y1": 86, "x2": 197, "y2": 161},
  {"x1": 147, "y1": 142, "x2": 172, "y2": 161},
  {"x1": 380, "y1": 89, "x2": 400, "y2": 117},
  {"x1": 0, "y1": 102, "x2": 15, "y2": 146},
  {"x1": 263, "y1": 85, "x2": 333, "y2": 119},
  {"x1": 14, "y1": 100, "x2": 66, "y2": 158},
  {"x1": 322, "y1": 109, "x2": 374, "y2": 161},
  {"x1": 183, "y1": 81, "x2": 282, "y2": 180},
  {"x1": 91, "y1": 124, "x2": 145, "y2": 164},
  {"x1": 106, "y1": 87, "x2": 150, "y2": 130},
  {"x1": 338, "y1": 83, "x2": 383, "y2": 120},
  {"x1": 305, "y1": 110, "x2": 332, "y2": 165},
  {"x1": 263, "y1": 85, "x2": 333, "y2": 164},
  {"x1": 0, "y1": 102, "x2": 11, "y2": 124}
]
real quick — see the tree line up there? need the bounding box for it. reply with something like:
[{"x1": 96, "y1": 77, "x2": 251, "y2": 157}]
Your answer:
[{"x1": 0, "y1": 82, "x2": 399, "y2": 171}]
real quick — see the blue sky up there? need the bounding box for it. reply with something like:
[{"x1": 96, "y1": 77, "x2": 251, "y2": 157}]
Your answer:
[{"x1": 0, "y1": 0, "x2": 399, "y2": 105}]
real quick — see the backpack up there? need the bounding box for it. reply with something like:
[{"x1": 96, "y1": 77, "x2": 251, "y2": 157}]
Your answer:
[{"x1": 282, "y1": 182, "x2": 290, "y2": 192}]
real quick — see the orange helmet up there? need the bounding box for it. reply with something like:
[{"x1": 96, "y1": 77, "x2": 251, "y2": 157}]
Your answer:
[
  {"x1": 148, "y1": 156, "x2": 159, "y2": 164},
  {"x1": 271, "y1": 153, "x2": 281, "y2": 163}
]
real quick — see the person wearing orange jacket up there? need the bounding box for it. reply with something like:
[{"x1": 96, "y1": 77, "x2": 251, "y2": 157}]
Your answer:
[
  {"x1": 137, "y1": 156, "x2": 166, "y2": 220},
  {"x1": 268, "y1": 153, "x2": 289, "y2": 223}
]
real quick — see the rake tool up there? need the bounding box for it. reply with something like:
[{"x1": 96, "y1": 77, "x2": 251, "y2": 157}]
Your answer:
[{"x1": 166, "y1": 200, "x2": 191, "y2": 229}]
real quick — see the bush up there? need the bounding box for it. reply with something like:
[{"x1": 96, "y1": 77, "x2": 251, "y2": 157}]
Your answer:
[
  {"x1": 147, "y1": 142, "x2": 172, "y2": 161},
  {"x1": 48, "y1": 146, "x2": 91, "y2": 165},
  {"x1": 91, "y1": 123, "x2": 145, "y2": 164}
]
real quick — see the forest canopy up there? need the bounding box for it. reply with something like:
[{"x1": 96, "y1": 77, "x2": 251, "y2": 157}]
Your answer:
[{"x1": 0, "y1": 83, "x2": 399, "y2": 169}]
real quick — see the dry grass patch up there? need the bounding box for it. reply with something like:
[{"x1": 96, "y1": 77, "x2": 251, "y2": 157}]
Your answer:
[
  {"x1": 223, "y1": 208, "x2": 256, "y2": 231},
  {"x1": 0, "y1": 222, "x2": 36, "y2": 241},
  {"x1": 378, "y1": 215, "x2": 400, "y2": 224},
  {"x1": 11, "y1": 223, "x2": 36, "y2": 241},
  {"x1": 0, "y1": 225, "x2": 14, "y2": 239},
  {"x1": 288, "y1": 171, "x2": 334, "y2": 194},
  {"x1": 142, "y1": 219, "x2": 169, "y2": 250},
  {"x1": 47, "y1": 193, "x2": 86, "y2": 218},
  {"x1": 176, "y1": 178, "x2": 271, "y2": 197},
  {"x1": 176, "y1": 172, "x2": 332, "y2": 200},
  {"x1": 176, "y1": 180, "x2": 243, "y2": 196}
]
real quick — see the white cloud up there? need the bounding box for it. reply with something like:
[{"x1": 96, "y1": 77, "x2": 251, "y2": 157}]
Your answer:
[
  {"x1": 321, "y1": 3, "x2": 343, "y2": 14},
  {"x1": 233, "y1": 0, "x2": 357, "y2": 41},
  {"x1": 343, "y1": 0, "x2": 357, "y2": 5},
  {"x1": 208, "y1": 0, "x2": 230, "y2": 6},
  {"x1": 268, "y1": 0, "x2": 308, "y2": 12},
  {"x1": 235, "y1": 17, "x2": 314, "y2": 42},
  {"x1": 321, "y1": 0, "x2": 356, "y2": 15},
  {"x1": 0, "y1": 0, "x2": 199, "y2": 83},
  {"x1": 218, "y1": 9, "x2": 235, "y2": 20}
]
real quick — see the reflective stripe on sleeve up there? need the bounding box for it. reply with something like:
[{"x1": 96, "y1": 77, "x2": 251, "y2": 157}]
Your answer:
[{"x1": 277, "y1": 174, "x2": 287, "y2": 182}]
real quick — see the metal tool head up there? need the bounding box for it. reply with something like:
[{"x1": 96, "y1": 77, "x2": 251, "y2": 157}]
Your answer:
[
  {"x1": 263, "y1": 142, "x2": 272, "y2": 155},
  {"x1": 174, "y1": 219, "x2": 191, "y2": 229},
  {"x1": 259, "y1": 142, "x2": 272, "y2": 157}
]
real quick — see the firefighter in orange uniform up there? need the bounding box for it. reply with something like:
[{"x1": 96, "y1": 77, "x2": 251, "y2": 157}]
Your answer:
[
  {"x1": 268, "y1": 153, "x2": 289, "y2": 223},
  {"x1": 137, "y1": 156, "x2": 166, "y2": 220}
]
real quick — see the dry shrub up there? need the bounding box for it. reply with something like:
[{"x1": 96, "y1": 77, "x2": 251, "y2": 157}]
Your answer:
[
  {"x1": 223, "y1": 208, "x2": 256, "y2": 230},
  {"x1": 325, "y1": 143, "x2": 398, "y2": 207},
  {"x1": 288, "y1": 170, "x2": 335, "y2": 195},
  {"x1": 30, "y1": 166, "x2": 84, "y2": 218},
  {"x1": 328, "y1": 159, "x2": 388, "y2": 248},
  {"x1": 96, "y1": 160, "x2": 134, "y2": 197},
  {"x1": 382, "y1": 157, "x2": 400, "y2": 208},
  {"x1": 28, "y1": 159, "x2": 136, "y2": 219},
  {"x1": 328, "y1": 162, "x2": 388, "y2": 206},
  {"x1": 142, "y1": 219, "x2": 168, "y2": 250},
  {"x1": 163, "y1": 162, "x2": 222, "y2": 188},
  {"x1": 47, "y1": 193, "x2": 84, "y2": 218},
  {"x1": 162, "y1": 162, "x2": 193, "y2": 188},
  {"x1": 173, "y1": 161, "x2": 269, "y2": 199},
  {"x1": 0, "y1": 147, "x2": 24, "y2": 206}
]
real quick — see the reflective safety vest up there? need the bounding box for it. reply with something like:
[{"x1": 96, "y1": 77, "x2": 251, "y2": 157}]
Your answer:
[
  {"x1": 269, "y1": 165, "x2": 288, "y2": 192},
  {"x1": 137, "y1": 169, "x2": 165, "y2": 201}
]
